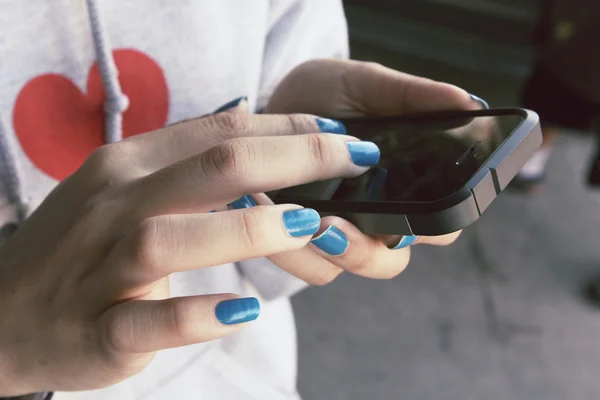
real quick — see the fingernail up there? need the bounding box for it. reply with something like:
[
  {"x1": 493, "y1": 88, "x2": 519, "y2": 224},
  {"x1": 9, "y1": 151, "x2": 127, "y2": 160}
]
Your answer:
[
  {"x1": 392, "y1": 235, "x2": 418, "y2": 250},
  {"x1": 347, "y1": 141, "x2": 380, "y2": 166},
  {"x1": 214, "y1": 96, "x2": 247, "y2": 113},
  {"x1": 229, "y1": 195, "x2": 257, "y2": 209},
  {"x1": 215, "y1": 297, "x2": 260, "y2": 325},
  {"x1": 282, "y1": 208, "x2": 321, "y2": 237},
  {"x1": 310, "y1": 226, "x2": 348, "y2": 255},
  {"x1": 469, "y1": 94, "x2": 489, "y2": 109},
  {"x1": 316, "y1": 118, "x2": 347, "y2": 134}
]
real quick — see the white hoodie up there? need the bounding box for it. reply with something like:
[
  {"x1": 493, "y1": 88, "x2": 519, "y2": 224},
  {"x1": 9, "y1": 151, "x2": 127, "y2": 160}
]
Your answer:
[{"x1": 0, "y1": 1, "x2": 348, "y2": 398}]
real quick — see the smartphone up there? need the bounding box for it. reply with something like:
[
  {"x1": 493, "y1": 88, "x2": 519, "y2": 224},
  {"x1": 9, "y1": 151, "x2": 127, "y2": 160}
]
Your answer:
[{"x1": 272, "y1": 108, "x2": 542, "y2": 236}]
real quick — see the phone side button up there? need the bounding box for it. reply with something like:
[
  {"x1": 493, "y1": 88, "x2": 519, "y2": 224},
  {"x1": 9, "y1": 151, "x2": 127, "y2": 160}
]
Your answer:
[{"x1": 472, "y1": 170, "x2": 498, "y2": 215}]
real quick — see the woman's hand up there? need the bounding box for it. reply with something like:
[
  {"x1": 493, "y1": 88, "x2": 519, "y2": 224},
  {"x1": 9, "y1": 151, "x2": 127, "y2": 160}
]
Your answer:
[
  {"x1": 245, "y1": 59, "x2": 488, "y2": 284},
  {"x1": 266, "y1": 59, "x2": 487, "y2": 117},
  {"x1": 0, "y1": 112, "x2": 377, "y2": 395}
]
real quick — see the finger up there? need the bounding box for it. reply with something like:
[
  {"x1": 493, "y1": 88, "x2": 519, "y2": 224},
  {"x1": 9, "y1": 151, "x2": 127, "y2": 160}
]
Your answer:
[
  {"x1": 118, "y1": 112, "x2": 346, "y2": 172},
  {"x1": 340, "y1": 60, "x2": 482, "y2": 115},
  {"x1": 382, "y1": 231, "x2": 462, "y2": 249},
  {"x1": 230, "y1": 193, "x2": 344, "y2": 286},
  {"x1": 100, "y1": 295, "x2": 260, "y2": 353},
  {"x1": 99, "y1": 205, "x2": 321, "y2": 291},
  {"x1": 309, "y1": 216, "x2": 411, "y2": 279},
  {"x1": 129, "y1": 134, "x2": 378, "y2": 217},
  {"x1": 418, "y1": 231, "x2": 461, "y2": 246}
]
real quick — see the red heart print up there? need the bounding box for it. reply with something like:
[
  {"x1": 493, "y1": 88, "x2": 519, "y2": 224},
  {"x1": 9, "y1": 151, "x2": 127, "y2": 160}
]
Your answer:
[{"x1": 13, "y1": 49, "x2": 169, "y2": 180}]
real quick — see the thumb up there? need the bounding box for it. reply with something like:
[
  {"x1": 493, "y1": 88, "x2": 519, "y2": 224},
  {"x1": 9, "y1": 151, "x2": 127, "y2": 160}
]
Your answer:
[
  {"x1": 264, "y1": 59, "x2": 485, "y2": 117},
  {"x1": 339, "y1": 60, "x2": 483, "y2": 115},
  {"x1": 100, "y1": 295, "x2": 260, "y2": 353}
]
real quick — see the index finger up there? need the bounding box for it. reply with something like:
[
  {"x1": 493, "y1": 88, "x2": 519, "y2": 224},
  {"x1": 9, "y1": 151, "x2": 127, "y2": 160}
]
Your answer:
[
  {"x1": 118, "y1": 113, "x2": 347, "y2": 172},
  {"x1": 127, "y1": 133, "x2": 378, "y2": 219}
]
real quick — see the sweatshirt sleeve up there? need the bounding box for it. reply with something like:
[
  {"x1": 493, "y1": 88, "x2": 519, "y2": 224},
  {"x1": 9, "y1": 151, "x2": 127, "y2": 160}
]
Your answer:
[
  {"x1": 237, "y1": 0, "x2": 348, "y2": 301},
  {"x1": 254, "y1": 0, "x2": 349, "y2": 111}
]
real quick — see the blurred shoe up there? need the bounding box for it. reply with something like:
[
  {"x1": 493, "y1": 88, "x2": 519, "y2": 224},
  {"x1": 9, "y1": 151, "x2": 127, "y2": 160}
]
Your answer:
[
  {"x1": 509, "y1": 172, "x2": 547, "y2": 193},
  {"x1": 509, "y1": 147, "x2": 551, "y2": 193},
  {"x1": 583, "y1": 278, "x2": 600, "y2": 308},
  {"x1": 586, "y1": 139, "x2": 600, "y2": 187}
]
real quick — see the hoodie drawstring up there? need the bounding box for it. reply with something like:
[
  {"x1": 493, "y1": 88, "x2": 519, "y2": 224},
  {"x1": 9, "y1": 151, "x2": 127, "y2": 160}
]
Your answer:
[
  {"x1": 86, "y1": 0, "x2": 129, "y2": 144},
  {"x1": 0, "y1": 0, "x2": 127, "y2": 225}
]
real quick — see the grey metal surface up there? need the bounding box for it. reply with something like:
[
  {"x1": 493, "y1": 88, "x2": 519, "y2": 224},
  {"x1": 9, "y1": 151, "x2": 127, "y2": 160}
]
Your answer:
[{"x1": 293, "y1": 132, "x2": 600, "y2": 400}]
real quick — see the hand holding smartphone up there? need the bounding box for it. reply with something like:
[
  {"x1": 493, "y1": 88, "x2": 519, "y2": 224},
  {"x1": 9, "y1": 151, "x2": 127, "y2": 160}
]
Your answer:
[{"x1": 272, "y1": 108, "x2": 542, "y2": 236}]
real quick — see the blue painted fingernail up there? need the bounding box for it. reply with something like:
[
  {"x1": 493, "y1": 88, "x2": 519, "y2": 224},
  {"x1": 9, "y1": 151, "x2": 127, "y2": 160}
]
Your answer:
[
  {"x1": 316, "y1": 118, "x2": 347, "y2": 134},
  {"x1": 469, "y1": 94, "x2": 489, "y2": 109},
  {"x1": 347, "y1": 141, "x2": 380, "y2": 166},
  {"x1": 393, "y1": 235, "x2": 418, "y2": 250},
  {"x1": 310, "y1": 226, "x2": 348, "y2": 255},
  {"x1": 214, "y1": 96, "x2": 247, "y2": 113},
  {"x1": 229, "y1": 195, "x2": 257, "y2": 209},
  {"x1": 282, "y1": 208, "x2": 321, "y2": 237},
  {"x1": 215, "y1": 297, "x2": 260, "y2": 325}
]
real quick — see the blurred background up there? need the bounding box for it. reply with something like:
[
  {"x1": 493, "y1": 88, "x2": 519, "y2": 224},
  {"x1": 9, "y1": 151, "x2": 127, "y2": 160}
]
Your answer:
[{"x1": 293, "y1": 1, "x2": 600, "y2": 399}]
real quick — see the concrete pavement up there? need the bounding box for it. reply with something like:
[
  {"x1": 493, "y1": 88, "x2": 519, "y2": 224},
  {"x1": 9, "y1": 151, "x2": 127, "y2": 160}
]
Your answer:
[{"x1": 293, "y1": 132, "x2": 600, "y2": 400}]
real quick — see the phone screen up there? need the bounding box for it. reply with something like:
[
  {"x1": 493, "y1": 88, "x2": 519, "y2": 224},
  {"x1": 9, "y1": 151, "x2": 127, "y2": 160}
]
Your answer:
[{"x1": 280, "y1": 113, "x2": 524, "y2": 203}]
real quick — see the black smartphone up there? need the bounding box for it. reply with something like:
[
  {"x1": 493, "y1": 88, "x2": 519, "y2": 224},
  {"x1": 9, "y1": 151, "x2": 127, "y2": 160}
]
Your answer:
[{"x1": 272, "y1": 108, "x2": 542, "y2": 236}]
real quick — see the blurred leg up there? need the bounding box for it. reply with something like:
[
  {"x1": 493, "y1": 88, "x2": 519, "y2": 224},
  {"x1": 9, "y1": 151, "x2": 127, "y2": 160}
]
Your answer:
[
  {"x1": 515, "y1": 60, "x2": 595, "y2": 192},
  {"x1": 517, "y1": 125, "x2": 558, "y2": 183},
  {"x1": 587, "y1": 133, "x2": 600, "y2": 189}
]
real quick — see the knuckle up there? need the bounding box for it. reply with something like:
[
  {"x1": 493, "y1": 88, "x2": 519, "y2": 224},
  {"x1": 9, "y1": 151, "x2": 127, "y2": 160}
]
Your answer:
[
  {"x1": 81, "y1": 144, "x2": 122, "y2": 178},
  {"x1": 128, "y1": 218, "x2": 166, "y2": 274},
  {"x1": 84, "y1": 144, "x2": 115, "y2": 170},
  {"x1": 77, "y1": 143, "x2": 131, "y2": 189},
  {"x1": 212, "y1": 112, "x2": 250, "y2": 134},
  {"x1": 305, "y1": 134, "x2": 332, "y2": 169},
  {"x1": 201, "y1": 139, "x2": 250, "y2": 182},
  {"x1": 285, "y1": 114, "x2": 311, "y2": 135},
  {"x1": 237, "y1": 209, "x2": 267, "y2": 250},
  {"x1": 187, "y1": 117, "x2": 217, "y2": 142},
  {"x1": 169, "y1": 299, "x2": 197, "y2": 342},
  {"x1": 102, "y1": 311, "x2": 134, "y2": 353}
]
